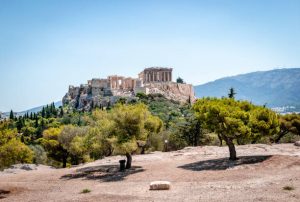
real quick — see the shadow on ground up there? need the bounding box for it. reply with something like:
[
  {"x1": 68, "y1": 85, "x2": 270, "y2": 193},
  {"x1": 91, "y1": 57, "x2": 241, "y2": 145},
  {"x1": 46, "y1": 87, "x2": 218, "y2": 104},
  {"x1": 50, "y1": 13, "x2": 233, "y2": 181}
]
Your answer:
[
  {"x1": 178, "y1": 155, "x2": 272, "y2": 171},
  {"x1": 61, "y1": 165, "x2": 144, "y2": 182},
  {"x1": 0, "y1": 190, "x2": 10, "y2": 199}
]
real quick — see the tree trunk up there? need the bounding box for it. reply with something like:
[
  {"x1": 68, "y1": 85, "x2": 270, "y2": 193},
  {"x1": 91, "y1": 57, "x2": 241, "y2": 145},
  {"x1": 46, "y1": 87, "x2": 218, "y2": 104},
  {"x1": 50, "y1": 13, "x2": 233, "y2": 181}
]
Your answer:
[
  {"x1": 141, "y1": 146, "x2": 145, "y2": 154},
  {"x1": 62, "y1": 156, "x2": 67, "y2": 168},
  {"x1": 125, "y1": 153, "x2": 132, "y2": 169},
  {"x1": 223, "y1": 137, "x2": 237, "y2": 161},
  {"x1": 217, "y1": 134, "x2": 223, "y2": 146},
  {"x1": 275, "y1": 131, "x2": 288, "y2": 143}
]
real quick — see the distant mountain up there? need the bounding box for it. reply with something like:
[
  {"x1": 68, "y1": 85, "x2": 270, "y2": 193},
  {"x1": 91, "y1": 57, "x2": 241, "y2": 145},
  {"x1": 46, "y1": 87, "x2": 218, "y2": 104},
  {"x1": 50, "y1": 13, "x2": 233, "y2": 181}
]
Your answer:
[
  {"x1": 194, "y1": 68, "x2": 300, "y2": 110},
  {"x1": 1, "y1": 101, "x2": 62, "y2": 118},
  {"x1": 19, "y1": 101, "x2": 63, "y2": 115}
]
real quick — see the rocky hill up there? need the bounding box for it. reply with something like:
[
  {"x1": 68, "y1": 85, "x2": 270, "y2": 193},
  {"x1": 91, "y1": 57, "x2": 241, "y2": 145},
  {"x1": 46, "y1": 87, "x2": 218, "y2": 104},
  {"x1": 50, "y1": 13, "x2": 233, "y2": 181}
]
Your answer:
[{"x1": 194, "y1": 68, "x2": 300, "y2": 111}]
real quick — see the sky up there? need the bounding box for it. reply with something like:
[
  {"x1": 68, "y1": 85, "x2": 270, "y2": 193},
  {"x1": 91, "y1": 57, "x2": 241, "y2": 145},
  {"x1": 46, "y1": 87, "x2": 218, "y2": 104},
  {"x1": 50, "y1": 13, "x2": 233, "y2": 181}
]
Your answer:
[{"x1": 0, "y1": 0, "x2": 300, "y2": 112}]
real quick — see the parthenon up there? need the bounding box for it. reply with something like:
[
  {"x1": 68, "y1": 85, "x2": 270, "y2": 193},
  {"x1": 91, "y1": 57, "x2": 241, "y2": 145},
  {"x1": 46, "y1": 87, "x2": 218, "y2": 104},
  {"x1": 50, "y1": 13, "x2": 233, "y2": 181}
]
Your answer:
[
  {"x1": 63, "y1": 67, "x2": 195, "y2": 111},
  {"x1": 139, "y1": 67, "x2": 173, "y2": 83}
]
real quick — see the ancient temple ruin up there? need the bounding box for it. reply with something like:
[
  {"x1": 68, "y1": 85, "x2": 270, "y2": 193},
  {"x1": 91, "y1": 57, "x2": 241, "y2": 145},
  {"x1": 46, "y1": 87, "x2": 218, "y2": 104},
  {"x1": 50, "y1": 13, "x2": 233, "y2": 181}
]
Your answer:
[
  {"x1": 63, "y1": 67, "x2": 195, "y2": 111},
  {"x1": 139, "y1": 67, "x2": 173, "y2": 83}
]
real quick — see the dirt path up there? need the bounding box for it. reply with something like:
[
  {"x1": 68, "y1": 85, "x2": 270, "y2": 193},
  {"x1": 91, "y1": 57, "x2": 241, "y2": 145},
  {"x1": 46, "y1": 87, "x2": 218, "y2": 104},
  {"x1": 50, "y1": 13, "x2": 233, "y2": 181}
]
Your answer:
[{"x1": 1, "y1": 144, "x2": 300, "y2": 201}]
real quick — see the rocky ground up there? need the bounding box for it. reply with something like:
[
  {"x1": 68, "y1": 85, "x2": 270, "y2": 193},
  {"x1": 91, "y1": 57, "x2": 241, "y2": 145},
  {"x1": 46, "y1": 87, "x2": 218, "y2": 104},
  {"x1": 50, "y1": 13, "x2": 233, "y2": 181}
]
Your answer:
[{"x1": 1, "y1": 144, "x2": 300, "y2": 202}]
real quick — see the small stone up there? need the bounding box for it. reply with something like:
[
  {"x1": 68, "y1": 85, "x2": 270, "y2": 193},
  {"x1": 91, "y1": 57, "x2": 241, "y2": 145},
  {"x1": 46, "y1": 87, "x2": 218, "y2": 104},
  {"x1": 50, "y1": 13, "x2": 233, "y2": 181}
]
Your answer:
[
  {"x1": 150, "y1": 181, "x2": 171, "y2": 190},
  {"x1": 294, "y1": 141, "x2": 300, "y2": 146}
]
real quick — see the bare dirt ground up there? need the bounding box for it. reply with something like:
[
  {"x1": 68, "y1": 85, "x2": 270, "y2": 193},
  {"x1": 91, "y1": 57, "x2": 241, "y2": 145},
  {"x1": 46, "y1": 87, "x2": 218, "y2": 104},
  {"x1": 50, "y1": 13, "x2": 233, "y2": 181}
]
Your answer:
[{"x1": 1, "y1": 144, "x2": 300, "y2": 202}]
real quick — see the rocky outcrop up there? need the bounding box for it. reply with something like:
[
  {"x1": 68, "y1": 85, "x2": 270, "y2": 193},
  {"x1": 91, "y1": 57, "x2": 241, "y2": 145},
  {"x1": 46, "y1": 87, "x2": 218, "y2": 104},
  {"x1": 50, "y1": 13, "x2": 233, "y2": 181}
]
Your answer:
[
  {"x1": 143, "y1": 82, "x2": 195, "y2": 104},
  {"x1": 63, "y1": 81, "x2": 195, "y2": 111}
]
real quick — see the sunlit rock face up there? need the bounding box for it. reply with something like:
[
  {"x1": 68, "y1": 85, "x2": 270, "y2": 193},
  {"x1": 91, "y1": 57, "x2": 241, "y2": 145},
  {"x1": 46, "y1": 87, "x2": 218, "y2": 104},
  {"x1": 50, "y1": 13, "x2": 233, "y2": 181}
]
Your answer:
[{"x1": 62, "y1": 67, "x2": 195, "y2": 111}]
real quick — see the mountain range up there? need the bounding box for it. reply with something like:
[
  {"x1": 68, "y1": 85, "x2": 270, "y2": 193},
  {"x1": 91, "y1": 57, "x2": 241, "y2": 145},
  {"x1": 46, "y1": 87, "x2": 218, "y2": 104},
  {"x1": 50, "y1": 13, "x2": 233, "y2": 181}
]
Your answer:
[
  {"x1": 0, "y1": 101, "x2": 62, "y2": 118},
  {"x1": 2, "y1": 68, "x2": 300, "y2": 117},
  {"x1": 194, "y1": 68, "x2": 300, "y2": 111}
]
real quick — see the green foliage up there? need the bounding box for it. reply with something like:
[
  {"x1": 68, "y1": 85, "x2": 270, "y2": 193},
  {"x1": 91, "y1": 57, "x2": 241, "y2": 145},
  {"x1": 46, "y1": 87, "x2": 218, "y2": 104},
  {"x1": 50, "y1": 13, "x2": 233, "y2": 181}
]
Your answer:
[
  {"x1": 39, "y1": 127, "x2": 68, "y2": 167},
  {"x1": 275, "y1": 113, "x2": 300, "y2": 143},
  {"x1": 29, "y1": 145, "x2": 48, "y2": 164},
  {"x1": 176, "y1": 77, "x2": 184, "y2": 84},
  {"x1": 0, "y1": 128, "x2": 33, "y2": 169},
  {"x1": 193, "y1": 97, "x2": 279, "y2": 160},
  {"x1": 81, "y1": 189, "x2": 91, "y2": 194},
  {"x1": 9, "y1": 110, "x2": 14, "y2": 120},
  {"x1": 110, "y1": 103, "x2": 163, "y2": 154},
  {"x1": 228, "y1": 87, "x2": 236, "y2": 99}
]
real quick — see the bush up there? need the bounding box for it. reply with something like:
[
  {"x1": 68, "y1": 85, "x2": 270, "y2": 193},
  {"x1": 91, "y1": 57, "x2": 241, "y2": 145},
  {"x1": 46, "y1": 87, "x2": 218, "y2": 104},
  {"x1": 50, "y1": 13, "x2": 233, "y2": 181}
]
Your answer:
[
  {"x1": 29, "y1": 145, "x2": 48, "y2": 164},
  {"x1": 0, "y1": 139, "x2": 33, "y2": 170},
  {"x1": 148, "y1": 132, "x2": 164, "y2": 151}
]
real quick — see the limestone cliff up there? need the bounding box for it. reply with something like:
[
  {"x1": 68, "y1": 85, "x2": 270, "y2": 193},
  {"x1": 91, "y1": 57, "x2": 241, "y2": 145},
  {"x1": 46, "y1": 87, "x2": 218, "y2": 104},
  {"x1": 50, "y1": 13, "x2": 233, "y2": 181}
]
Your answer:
[
  {"x1": 62, "y1": 81, "x2": 195, "y2": 111},
  {"x1": 143, "y1": 82, "x2": 195, "y2": 104}
]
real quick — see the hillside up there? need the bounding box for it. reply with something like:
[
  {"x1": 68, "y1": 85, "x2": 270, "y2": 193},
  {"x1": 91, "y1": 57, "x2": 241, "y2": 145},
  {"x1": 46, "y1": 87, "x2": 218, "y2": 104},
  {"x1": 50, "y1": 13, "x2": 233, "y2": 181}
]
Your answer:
[
  {"x1": 0, "y1": 101, "x2": 62, "y2": 119},
  {"x1": 194, "y1": 68, "x2": 300, "y2": 110}
]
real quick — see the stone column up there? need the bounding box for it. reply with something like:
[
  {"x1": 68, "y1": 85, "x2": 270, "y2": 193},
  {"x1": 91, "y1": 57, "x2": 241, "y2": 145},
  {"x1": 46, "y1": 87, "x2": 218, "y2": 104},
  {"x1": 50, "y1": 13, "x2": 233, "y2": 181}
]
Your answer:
[
  {"x1": 159, "y1": 71, "x2": 162, "y2": 81},
  {"x1": 146, "y1": 72, "x2": 149, "y2": 82},
  {"x1": 166, "y1": 71, "x2": 169, "y2": 81}
]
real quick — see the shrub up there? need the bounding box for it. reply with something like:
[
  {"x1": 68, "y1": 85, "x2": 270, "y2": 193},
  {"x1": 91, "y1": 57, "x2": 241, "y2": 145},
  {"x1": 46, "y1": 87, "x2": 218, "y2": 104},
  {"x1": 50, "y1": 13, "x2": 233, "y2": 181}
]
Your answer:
[
  {"x1": 29, "y1": 145, "x2": 48, "y2": 164},
  {"x1": 0, "y1": 139, "x2": 34, "y2": 170},
  {"x1": 283, "y1": 186, "x2": 295, "y2": 191},
  {"x1": 81, "y1": 189, "x2": 91, "y2": 194}
]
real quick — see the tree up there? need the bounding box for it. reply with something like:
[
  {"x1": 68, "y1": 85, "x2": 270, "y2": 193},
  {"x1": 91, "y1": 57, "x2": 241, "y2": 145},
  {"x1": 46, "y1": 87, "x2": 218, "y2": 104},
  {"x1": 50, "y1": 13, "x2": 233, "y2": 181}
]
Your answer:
[
  {"x1": 110, "y1": 104, "x2": 163, "y2": 168},
  {"x1": 39, "y1": 127, "x2": 67, "y2": 167},
  {"x1": 0, "y1": 128, "x2": 33, "y2": 169},
  {"x1": 41, "y1": 107, "x2": 45, "y2": 118},
  {"x1": 59, "y1": 107, "x2": 64, "y2": 117},
  {"x1": 58, "y1": 125, "x2": 89, "y2": 164},
  {"x1": 176, "y1": 77, "x2": 184, "y2": 84},
  {"x1": 9, "y1": 110, "x2": 14, "y2": 120},
  {"x1": 275, "y1": 114, "x2": 300, "y2": 143},
  {"x1": 39, "y1": 126, "x2": 90, "y2": 167},
  {"x1": 228, "y1": 87, "x2": 236, "y2": 99},
  {"x1": 193, "y1": 98, "x2": 279, "y2": 160}
]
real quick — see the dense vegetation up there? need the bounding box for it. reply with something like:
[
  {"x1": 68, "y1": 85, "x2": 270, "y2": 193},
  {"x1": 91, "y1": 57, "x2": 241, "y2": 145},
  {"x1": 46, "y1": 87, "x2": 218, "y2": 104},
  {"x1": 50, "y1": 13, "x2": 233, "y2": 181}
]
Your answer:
[{"x1": 1, "y1": 94, "x2": 300, "y2": 170}]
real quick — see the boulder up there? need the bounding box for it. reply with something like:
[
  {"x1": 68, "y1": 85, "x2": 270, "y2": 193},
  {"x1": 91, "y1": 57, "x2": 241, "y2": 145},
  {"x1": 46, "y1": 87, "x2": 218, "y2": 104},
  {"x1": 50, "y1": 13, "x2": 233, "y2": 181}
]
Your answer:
[
  {"x1": 294, "y1": 141, "x2": 300, "y2": 146},
  {"x1": 150, "y1": 181, "x2": 171, "y2": 190}
]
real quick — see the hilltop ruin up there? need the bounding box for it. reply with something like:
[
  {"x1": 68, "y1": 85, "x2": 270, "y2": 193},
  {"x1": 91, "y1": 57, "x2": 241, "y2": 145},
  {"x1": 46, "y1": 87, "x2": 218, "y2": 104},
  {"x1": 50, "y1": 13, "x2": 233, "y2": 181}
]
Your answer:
[{"x1": 62, "y1": 67, "x2": 195, "y2": 111}]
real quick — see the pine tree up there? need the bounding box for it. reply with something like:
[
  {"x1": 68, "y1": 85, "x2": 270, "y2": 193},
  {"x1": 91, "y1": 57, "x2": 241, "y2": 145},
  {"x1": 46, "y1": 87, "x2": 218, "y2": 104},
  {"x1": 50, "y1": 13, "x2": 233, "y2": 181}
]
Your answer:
[
  {"x1": 9, "y1": 110, "x2": 14, "y2": 120},
  {"x1": 228, "y1": 87, "x2": 236, "y2": 99},
  {"x1": 35, "y1": 116, "x2": 39, "y2": 128},
  {"x1": 59, "y1": 107, "x2": 64, "y2": 117},
  {"x1": 45, "y1": 105, "x2": 51, "y2": 118},
  {"x1": 41, "y1": 107, "x2": 45, "y2": 118}
]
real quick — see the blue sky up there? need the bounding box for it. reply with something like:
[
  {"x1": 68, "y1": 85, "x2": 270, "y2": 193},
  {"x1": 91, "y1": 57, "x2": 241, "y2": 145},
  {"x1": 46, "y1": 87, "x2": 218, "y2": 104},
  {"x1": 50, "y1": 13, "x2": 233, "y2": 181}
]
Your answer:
[{"x1": 0, "y1": 0, "x2": 299, "y2": 112}]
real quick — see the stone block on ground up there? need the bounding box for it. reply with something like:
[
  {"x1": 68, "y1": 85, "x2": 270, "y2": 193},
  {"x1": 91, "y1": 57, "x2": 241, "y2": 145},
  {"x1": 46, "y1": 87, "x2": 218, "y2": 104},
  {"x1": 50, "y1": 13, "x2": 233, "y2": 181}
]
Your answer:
[
  {"x1": 294, "y1": 141, "x2": 300, "y2": 146},
  {"x1": 149, "y1": 181, "x2": 171, "y2": 190}
]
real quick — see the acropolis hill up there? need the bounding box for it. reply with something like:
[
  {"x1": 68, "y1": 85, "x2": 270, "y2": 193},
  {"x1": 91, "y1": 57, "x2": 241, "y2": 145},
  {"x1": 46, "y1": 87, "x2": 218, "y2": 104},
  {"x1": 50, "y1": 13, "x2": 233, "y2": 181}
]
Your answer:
[{"x1": 62, "y1": 67, "x2": 195, "y2": 111}]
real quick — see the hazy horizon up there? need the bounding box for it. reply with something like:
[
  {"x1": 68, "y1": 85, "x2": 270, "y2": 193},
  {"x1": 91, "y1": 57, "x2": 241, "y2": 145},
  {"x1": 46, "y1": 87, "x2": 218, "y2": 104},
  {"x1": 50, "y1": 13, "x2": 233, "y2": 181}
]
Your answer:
[{"x1": 1, "y1": 0, "x2": 300, "y2": 112}]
